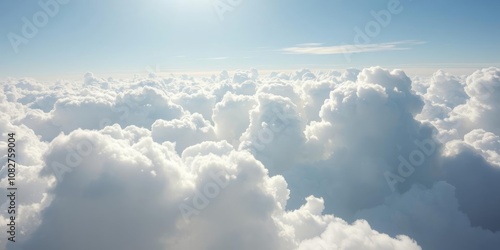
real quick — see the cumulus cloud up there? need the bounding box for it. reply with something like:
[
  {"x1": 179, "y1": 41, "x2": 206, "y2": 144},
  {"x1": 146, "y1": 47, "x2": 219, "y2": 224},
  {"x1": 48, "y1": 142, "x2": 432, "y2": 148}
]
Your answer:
[
  {"x1": 423, "y1": 67, "x2": 500, "y2": 143},
  {"x1": 212, "y1": 93, "x2": 256, "y2": 145},
  {"x1": 152, "y1": 113, "x2": 217, "y2": 154},
  {"x1": 172, "y1": 91, "x2": 216, "y2": 121},
  {"x1": 283, "y1": 68, "x2": 439, "y2": 219},
  {"x1": 1, "y1": 67, "x2": 499, "y2": 250},
  {"x1": 463, "y1": 129, "x2": 500, "y2": 166}
]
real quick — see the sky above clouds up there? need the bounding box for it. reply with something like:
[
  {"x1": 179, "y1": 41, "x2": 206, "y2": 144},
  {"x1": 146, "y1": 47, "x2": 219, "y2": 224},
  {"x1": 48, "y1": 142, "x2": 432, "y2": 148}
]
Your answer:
[
  {"x1": 1, "y1": 0, "x2": 500, "y2": 79},
  {"x1": 1, "y1": 1, "x2": 500, "y2": 250}
]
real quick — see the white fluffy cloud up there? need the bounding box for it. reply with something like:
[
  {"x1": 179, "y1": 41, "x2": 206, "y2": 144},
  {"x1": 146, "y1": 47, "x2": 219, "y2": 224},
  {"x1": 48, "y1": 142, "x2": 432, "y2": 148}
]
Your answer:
[
  {"x1": 212, "y1": 93, "x2": 256, "y2": 145},
  {"x1": 1, "y1": 67, "x2": 499, "y2": 250},
  {"x1": 152, "y1": 113, "x2": 217, "y2": 154}
]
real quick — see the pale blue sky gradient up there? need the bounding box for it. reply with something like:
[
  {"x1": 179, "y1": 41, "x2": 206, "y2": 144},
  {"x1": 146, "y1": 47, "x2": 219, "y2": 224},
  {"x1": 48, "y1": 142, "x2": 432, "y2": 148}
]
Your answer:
[{"x1": 1, "y1": 0, "x2": 499, "y2": 79}]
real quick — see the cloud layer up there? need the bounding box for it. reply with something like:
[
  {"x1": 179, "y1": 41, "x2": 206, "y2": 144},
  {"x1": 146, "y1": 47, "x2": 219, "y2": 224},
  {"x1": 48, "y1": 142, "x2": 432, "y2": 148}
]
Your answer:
[{"x1": 1, "y1": 67, "x2": 499, "y2": 249}]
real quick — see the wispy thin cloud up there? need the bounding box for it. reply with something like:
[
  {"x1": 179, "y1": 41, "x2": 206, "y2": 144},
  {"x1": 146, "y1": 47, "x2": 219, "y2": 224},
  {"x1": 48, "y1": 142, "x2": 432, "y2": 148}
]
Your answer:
[
  {"x1": 296, "y1": 43, "x2": 323, "y2": 47},
  {"x1": 281, "y1": 40, "x2": 425, "y2": 55},
  {"x1": 198, "y1": 57, "x2": 229, "y2": 60}
]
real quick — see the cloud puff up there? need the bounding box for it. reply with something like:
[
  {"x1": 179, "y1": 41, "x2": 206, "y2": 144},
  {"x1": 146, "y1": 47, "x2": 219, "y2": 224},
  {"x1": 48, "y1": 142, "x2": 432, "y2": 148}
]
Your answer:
[
  {"x1": 152, "y1": 113, "x2": 217, "y2": 154},
  {"x1": 172, "y1": 91, "x2": 216, "y2": 121},
  {"x1": 239, "y1": 92, "x2": 306, "y2": 175},
  {"x1": 212, "y1": 93, "x2": 256, "y2": 145},
  {"x1": 298, "y1": 220, "x2": 419, "y2": 250},
  {"x1": 287, "y1": 68, "x2": 437, "y2": 217},
  {"x1": 463, "y1": 129, "x2": 500, "y2": 166},
  {"x1": 424, "y1": 70, "x2": 468, "y2": 108}
]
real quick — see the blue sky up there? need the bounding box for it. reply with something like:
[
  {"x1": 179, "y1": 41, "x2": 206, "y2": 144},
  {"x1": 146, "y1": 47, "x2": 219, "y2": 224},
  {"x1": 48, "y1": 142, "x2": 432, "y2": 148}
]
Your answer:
[{"x1": 1, "y1": 0, "x2": 499, "y2": 79}]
